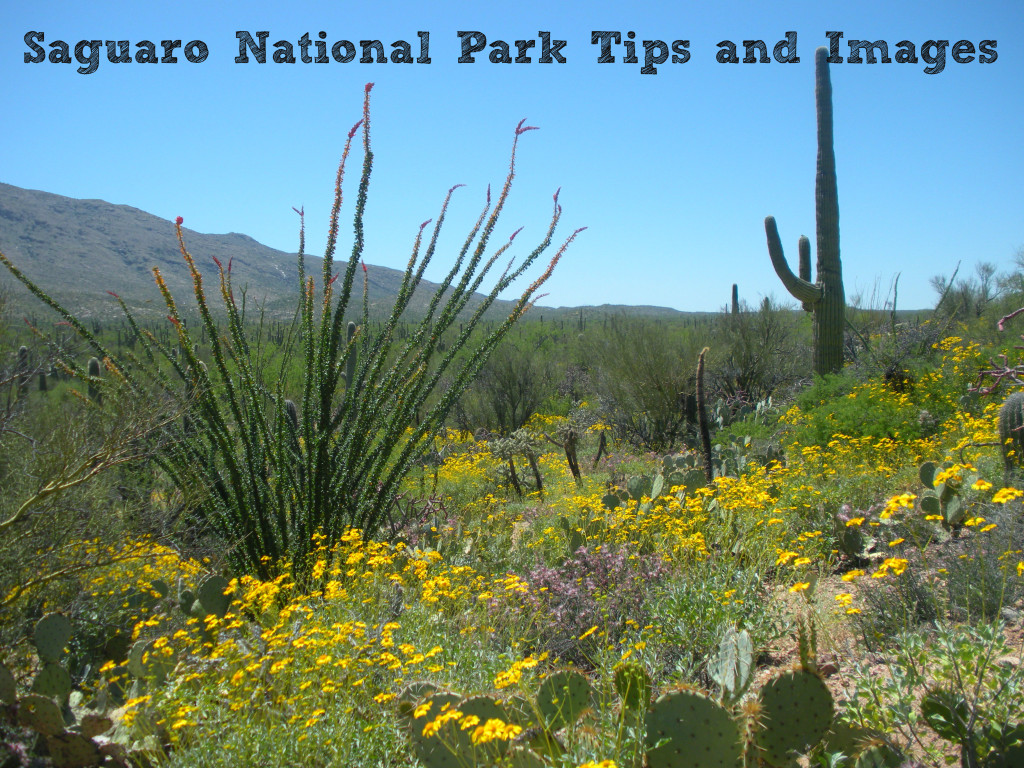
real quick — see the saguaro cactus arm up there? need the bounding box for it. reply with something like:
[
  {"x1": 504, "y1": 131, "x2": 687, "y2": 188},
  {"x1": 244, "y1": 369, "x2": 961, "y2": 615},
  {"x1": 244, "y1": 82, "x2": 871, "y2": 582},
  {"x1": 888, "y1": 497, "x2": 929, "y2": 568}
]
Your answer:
[
  {"x1": 765, "y1": 217, "x2": 822, "y2": 306},
  {"x1": 798, "y1": 235, "x2": 812, "y2": 282}
]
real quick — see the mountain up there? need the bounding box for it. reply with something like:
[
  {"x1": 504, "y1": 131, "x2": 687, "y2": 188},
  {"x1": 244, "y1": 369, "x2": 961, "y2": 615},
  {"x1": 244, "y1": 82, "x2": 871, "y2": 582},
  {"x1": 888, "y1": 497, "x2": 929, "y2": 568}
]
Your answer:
[
  {"x1": 0, "y1": 182, "x2": 458, "y2": 319},
  {"x1": 0, "y1": 182, "x2": 693, "y2": 322}
]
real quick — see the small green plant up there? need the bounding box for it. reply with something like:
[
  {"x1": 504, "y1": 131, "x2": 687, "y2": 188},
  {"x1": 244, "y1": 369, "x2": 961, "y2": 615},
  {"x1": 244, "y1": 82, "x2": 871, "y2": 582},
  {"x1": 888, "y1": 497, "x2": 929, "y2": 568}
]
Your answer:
[
  {"x1": 919, "y1": 460, "x2": 976, "y2": 530},
  {"x1": 842, "y1": 622, "x2": 1024, "y2": 766}
]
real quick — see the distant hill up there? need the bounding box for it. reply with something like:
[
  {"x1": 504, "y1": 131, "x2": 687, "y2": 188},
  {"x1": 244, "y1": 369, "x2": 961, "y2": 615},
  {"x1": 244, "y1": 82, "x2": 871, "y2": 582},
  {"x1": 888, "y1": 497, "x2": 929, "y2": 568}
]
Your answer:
[
  {"x1": 0, "y1": 182, "x2": 695, "y2": 322},
  {"x1": 0, "y1": 182, "x2": 462, "y2": 320}
]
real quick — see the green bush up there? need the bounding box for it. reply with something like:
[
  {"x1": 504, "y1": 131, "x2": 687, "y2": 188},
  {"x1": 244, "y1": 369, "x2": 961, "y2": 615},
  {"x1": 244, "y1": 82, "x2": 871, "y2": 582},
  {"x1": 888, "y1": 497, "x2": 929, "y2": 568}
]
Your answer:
[{"x1": 1, "y1": 86, "x2": 582, "y2": 584}]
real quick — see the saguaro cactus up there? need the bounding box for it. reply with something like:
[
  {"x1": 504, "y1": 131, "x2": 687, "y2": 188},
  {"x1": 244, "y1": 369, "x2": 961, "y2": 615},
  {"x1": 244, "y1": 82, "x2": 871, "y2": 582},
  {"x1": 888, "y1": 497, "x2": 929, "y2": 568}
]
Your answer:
[
  {"x1": 998, "y1": 390, "x2": 1024, "y2": 476},
  {"x1": 764, "y1": 46, "x2": 845, "y2": 376},
  {"x1": 86, "y1": 356, "x2": 102, "y2": 404}
]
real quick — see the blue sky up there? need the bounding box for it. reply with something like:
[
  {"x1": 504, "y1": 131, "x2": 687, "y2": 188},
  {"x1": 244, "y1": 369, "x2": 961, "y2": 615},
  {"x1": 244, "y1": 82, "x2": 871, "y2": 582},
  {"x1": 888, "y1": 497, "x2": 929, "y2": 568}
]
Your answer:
[{"x1": 3, "y1": 1, "x2": 1022, "y2": 312}]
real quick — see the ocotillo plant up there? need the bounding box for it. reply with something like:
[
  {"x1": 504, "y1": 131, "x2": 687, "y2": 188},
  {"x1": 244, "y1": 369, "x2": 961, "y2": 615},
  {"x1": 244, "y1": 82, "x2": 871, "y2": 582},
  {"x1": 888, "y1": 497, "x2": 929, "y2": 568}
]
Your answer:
[
  {"x1": 764, "y1": 46, "x2": 845, "y2": 376},
  {"x1": 1, "y1": 84, "x2": 582, "y2": 584}
]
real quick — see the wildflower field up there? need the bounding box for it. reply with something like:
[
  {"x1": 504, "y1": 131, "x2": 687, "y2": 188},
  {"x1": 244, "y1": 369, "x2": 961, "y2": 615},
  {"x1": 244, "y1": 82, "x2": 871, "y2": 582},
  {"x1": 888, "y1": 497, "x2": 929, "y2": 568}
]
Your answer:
[{"x1": 3, "y1": 317, "x2": 1024, "y2": 767}]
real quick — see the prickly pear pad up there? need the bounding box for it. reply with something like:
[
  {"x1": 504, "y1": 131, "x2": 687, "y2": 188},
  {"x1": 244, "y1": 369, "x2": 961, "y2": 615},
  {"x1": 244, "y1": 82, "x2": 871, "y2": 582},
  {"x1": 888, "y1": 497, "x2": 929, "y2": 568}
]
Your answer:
[
  {"x1": 46, "y1": 732, "x2": 104, "y2": 768},
  {"x1": 18, "y1": 693, "x2": 66, "y2": 737},
  {"x1": 756, "y1": 669, "x2": 834, "y2": 767},
  {"x1": 536, "y1": 669, "x2": 592, "y2": 732},
  {"x1": 0, "y1": 662, "x2": 16, "y2": 705},
  {"x1": 645, "y1": 689, "x2": 741, "y2": 768},
  {"x1": 407, "y1": 691, "x2": 463, "y2": 768},
  {"x1": 396, "y1": 680, "x2": 439, "y2": 722},
  {"x1": 197, "y1": 574, "x2": 231, "y2": 617},
  {"x1": 31, "y1": 662, "x2": 72, "y2": 706},
  {"x1": 451, "y1": 695, "x2": 515, "y2": 761},
  {"x1": 32, "y1": 612, "x2": 72, "y2": 663},
  {"x1": 613, "y1": 660, "x2": 652, "y2": 712}
]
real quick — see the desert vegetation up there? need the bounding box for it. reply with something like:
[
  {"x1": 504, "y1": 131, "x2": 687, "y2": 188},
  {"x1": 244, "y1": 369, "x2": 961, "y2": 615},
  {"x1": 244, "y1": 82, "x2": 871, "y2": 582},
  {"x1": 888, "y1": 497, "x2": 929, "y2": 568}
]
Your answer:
[{"x1": 1, "y1": 66, "x2": 1023, "y2": 768}]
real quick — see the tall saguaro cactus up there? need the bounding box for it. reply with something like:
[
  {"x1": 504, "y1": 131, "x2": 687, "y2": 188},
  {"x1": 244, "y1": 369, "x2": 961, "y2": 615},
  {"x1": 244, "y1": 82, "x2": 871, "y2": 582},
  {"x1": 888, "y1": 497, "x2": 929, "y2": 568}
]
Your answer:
[{"x1": 765, "y1": 46, "x2": 845, "y2": 376}]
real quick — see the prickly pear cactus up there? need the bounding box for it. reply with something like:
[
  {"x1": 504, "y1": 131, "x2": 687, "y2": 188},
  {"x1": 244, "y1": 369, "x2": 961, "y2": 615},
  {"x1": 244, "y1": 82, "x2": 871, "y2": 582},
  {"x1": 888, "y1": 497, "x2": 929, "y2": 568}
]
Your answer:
[
  {"x1": 127, "y1": 638, "x2": 174, "y2": 685},
  {"x1": 708, "y1": 626, "x2": 754, "y2": 706},
  {"x1": 31, "y1": 662, "x2": 73, "y2": 706},
  {"x1": 755, "y1": 669, "x2": 834, "y2": 767},
  {"x1": 536, "y1": 668, "x2": 592, "y2": 732},
  {"x1": 626, "y1": 474, "x2": 655, "y2": 504},
  {"x1": 451, "y1": 694, "x2": 515, "y2": 762},
  {"x1": 197, "y1": 574, "x2": 231, "y2": 617},
  {"x1": 407, "y1": 690, "x2": 464, "y2": 768},
  {"x1": 815, "y1": 721, "x2": 896, "y2": 766},
  {"x1": 613, "y1": 660, "x2": 652, "y2": 713},
  {"x1": 77, "y1": 712, "x2": 114, "y2": 739},
  {"x1": 33, "y1": 612, "x2": 73, "y2": 663},
  {"x1": 396, "y1": 680, "x2": 439, "y2": 722},
  {"x1": 918, "y1": 460, "x2": 973, "y2": 528},
  {"x1": 46, "y1": 731, "x2": 104, "y2": 768},
  {"x1": 18, "y1": 692, "x2": 67, "y2": 736},
  {"x1": 177, "y1": 576, "x2": 196, "y2": 614},
  {"x1": 0, "y1": 661, "x2": 16, "y2": 705},
  {"x1": 645, "y1": 688, "x2": 741, "y2": 768}
]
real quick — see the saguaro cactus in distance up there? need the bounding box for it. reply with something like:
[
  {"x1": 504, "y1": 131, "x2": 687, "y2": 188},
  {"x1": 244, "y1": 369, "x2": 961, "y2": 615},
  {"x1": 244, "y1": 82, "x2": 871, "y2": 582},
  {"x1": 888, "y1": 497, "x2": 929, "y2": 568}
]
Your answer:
[{"x1": 764, "y1": 46, "x2": 845, "y2": 376}]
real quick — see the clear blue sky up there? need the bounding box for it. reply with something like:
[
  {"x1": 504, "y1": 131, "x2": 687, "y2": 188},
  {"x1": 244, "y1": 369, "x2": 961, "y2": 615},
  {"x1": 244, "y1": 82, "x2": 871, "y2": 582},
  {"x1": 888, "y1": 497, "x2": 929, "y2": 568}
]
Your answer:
[{"x1": 3, "y1": 1, "x2": 1021, "y2": 312}]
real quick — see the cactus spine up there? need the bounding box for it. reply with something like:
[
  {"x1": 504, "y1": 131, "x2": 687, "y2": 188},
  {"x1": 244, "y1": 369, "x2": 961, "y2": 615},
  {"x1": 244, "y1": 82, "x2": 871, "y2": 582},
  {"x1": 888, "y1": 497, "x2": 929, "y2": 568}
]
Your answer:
[{"x1": 765, "y1": 46, "x2": 845, "y2": 376}]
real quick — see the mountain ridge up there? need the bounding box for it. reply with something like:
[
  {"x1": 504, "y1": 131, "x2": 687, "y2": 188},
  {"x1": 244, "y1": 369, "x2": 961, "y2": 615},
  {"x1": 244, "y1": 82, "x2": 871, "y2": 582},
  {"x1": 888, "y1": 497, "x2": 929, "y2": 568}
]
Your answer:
[{"x1": 0, "y1": 182, "x2": 693, "y2": 321}]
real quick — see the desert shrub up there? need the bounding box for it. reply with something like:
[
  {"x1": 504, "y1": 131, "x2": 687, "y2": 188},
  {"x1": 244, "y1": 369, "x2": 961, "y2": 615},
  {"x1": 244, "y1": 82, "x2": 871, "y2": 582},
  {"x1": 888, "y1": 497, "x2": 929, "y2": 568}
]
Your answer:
[
  {"x1": 786, "y1": 338, "x2": 980, "y2": 448},
  {"x1": 937, "y1": 501, "x2": 1024, "y2": 623},
  {"x1": 649, "y1": 560, "x2": 790, "y2": 684},
  {"x1": 588, "y1": 315, "x2": 704, "y2": 452},
  {"x1": 1, "y1": 86, "x2": 582, "y2": 584},
  {"x1": 0, "y1": 300, "x2": 178, "y2": 650},
  {"x1": 852, "y1": 559, "x2": 942, "y2": 651},
  {"x1": 709, "y1": 295, "x2": 809, "y2": 403},
  {"x1": 843, "y1": 621, "x2": 1024, "y2": 766},
  {"x1": 454, "y1": 339, "x2": 553, "y2": 433},
  {"x1": 850, "y1": 504, "x2": 1024, "y2": 650},
  {"x1": 503, "y1": 544, "x2": 666, "y2": 667}
]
